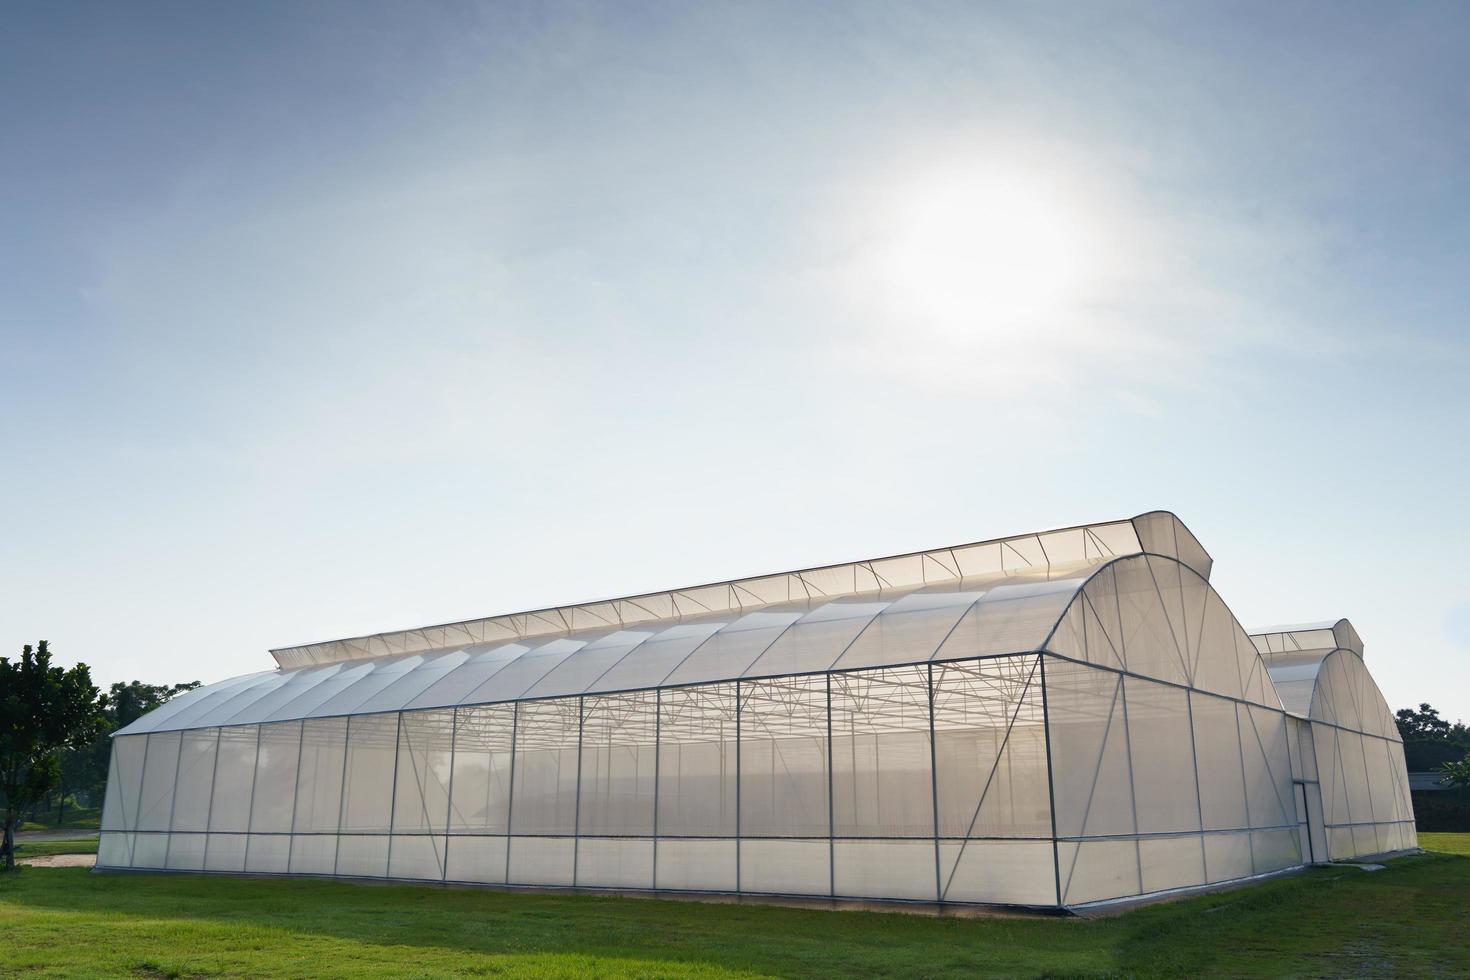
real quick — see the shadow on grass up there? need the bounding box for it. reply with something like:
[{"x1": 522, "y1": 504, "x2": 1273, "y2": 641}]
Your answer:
[{"x1": 1, "y1": 848, "x2": 1466, "y2": 979}]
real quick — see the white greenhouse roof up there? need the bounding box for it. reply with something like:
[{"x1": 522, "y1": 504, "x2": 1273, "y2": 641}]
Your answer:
[
  {"x1": 118, "y1": 511, "x2": 1213, "y2": 736},
  {"x1": 1254, "y1": 620, "x2": 1396, "y2": 739},
  {"x1": 1249, "y1": 619, "x2": 1364, "y2": 660},
  {"x1": 270, "y1": 511, "x2": 1212, "y2": 670}
]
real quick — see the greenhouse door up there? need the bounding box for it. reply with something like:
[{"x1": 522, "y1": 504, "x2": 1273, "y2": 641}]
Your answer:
[{"x1": 1295, "y1": 780, "x2": 1327, "y2": 864}]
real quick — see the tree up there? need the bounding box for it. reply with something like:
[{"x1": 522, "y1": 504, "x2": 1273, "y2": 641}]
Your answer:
[
  {"x1": 0, "y1": 642, "x2": 105, "y2": 870},
  {"x1": 105, "y1": 679, "x2": 202, "y2": 729},
  {"x1": 1396, "y1": 703, "x2": 1453, "y2": 741},
  {"x1": 1394, "y1": 702, "x2": 1470, "y2": 771},
  {"x1": 1439, "y1": 752, "x2": 1470, "y2": 796}
]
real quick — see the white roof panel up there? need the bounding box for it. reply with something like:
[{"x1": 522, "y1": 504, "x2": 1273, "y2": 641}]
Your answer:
[{"x1": 118, "y1": 512, "x2": 1218, "y2": 735}]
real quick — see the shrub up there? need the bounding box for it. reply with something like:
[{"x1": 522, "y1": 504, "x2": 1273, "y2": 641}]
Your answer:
[{"x1": 1412, "y1": 791, "x2": 1470, "y2": 832}]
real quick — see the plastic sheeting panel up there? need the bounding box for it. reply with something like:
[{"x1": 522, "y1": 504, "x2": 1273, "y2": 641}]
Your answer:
[
  {"x1": 102, "y1": 524, "x2": 1424, "y2": 913},
  {"x1": 445, "y1": 835, "x2": 508, "y2": 884},
  {"x1": 392, "y1": 710, "x2": 454, "y2": 834},
  {"x1": 653, "y1": 838, "x2": 736, "y2": 892},
  {"x1": 578, "y1": 692, "x2": 657, "y2": 837}
]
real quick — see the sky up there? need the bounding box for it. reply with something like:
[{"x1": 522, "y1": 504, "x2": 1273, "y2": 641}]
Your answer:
[{"x1": 3, "y1": 1, "x2": 1468, "y2": 723}]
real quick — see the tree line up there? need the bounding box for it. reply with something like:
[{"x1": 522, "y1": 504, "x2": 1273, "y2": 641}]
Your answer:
[
  {"x1": 1396, "y1": 703, "x2": 1470, "y2": 791},
  {"x1": 0, "y1": 641, "x2": 197, "y2": 871}
]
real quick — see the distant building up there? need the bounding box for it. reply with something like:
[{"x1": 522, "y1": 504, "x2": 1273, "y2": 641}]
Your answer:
[
  {"x1": 1408, "y1": 772, "x2": 1452, "y2": 792},
  {"x1": 97, "y1": 511, "x2": 1415, "y2": 909}
]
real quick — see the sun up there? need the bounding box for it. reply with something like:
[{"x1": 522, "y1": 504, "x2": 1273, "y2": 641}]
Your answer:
[{"x1": 876, "y1": 167, "x2": 1097, "y2": 340}]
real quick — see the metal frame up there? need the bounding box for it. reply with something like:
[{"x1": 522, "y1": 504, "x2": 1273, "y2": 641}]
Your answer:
[{"x1": 97, "y1": 515, "x2": 1416, "y2": 908}]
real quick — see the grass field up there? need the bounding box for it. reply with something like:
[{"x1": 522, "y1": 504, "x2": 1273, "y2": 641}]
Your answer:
[
  {"x1": 13, "y1": 838, "x2": 100, "y2": 860},
  {"x1": 18, "y1": 805, "x2": 102, "y2": 833},
  {"x1": 0, "y1": 834, "x2": 1465, "y2": 978}
]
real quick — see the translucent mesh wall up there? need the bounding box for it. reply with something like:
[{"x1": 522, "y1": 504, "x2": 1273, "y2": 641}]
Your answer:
[
  {"x1": 100, "y1": 670, "x2": 1305, "y2": 907},
  {"x1": 933, "y1": 656, "x2": 1054, "y2": 905},
  {"x1": 100, "y1": 655, "x2": 1060, "y2": 905},
  {"x1": 1265, "y1": 650, "x2": 1417, "y2": 862},
  {"x1": 1043, "y1": 656, "x2": 1299, "y2": 904},
  {"x1": 1312, "y1": 720, "x2": 1417, "y2": 858},
  {"x1": 96, "y1": 548, "x2": 1413, "y2": 908},
  {"x1": 96, "y1": 664, "x2": 1308, "y2": 905},
  {"x1": 291, "y1": 717, "x2": 345, "y2": 873},
  {"x1": 390, "y1": 710, "x2": 453, "y2": 880},
  {"x1": 1041, "y1": 551, "x2": 1304, "y2": 905},
  {"x1": 444, "y1": 703, "x2": 513, "y2": 883}
]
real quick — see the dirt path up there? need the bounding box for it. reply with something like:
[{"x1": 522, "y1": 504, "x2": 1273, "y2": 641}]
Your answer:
[{"x1": 18, "y1": 853, "x2": 96, "y2": 868}]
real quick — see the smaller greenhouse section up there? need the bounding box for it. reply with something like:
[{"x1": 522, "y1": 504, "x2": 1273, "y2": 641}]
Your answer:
[
  {"x1": 1253, "y1": 621, "x2": 1417, "y2": 862},
  {"x1": 98, "y1": 512, "x2": 1416, "y2": 909}
]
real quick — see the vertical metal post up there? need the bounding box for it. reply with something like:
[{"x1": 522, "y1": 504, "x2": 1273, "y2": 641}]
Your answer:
[
  {"x1": 242, "y1": 725, "x2": 264, "y2": 871},
  {"x1": 652, "y1": 688, "x2": 661, "y2": 890},
  {"x1": 1106, "y1": 569, "x2": 1144, "y2": 898},
  {"x1": 286, "y1": 720, "x2": 307, "y2": 873},
  {"x1": 442, "y1": 708, "x2": 459, "y2": 882},
  {"x1": 1232, "y1": 703, "x2": 1256, "y2": 873},
  {"x1": 928, "y1": 662, "x2": 942, "y2": 903},
  {"x1": 484, "y1": 709, "x2": 495, "y2": 832},
  {"x1": 504, "y1": 702, "x2": 519, "y2": 884},
  {"x1": 735, "y1": 679, "x2": 742, "y2": 894},
  {"x1": 1117, "y1": 672, "x2": 1143, "y2": 897},
  {"x1": 1038, "y1": 655, "x2": 1063, "y2": 908},
  {"x1": 572, "y1": 697, "x2": 585, "y2": 887},
  {"x1": 384, "y1": 712, "x2": 404, "y2": 878},
  {"x1": 1184, "y1": 691, "x2": 1209, "y2": 882},
  {"x1": 162, "y1": 730, "x2": 186, "y2": 870},
  {"x1": 131, "y1": 734, "x2": 151, "y2": 867},
  {"x1": 1295, "y1": 782, "x2": 1315, "y2": 863},
  {"x1": 332, "y1": 716, "x2": 351, "y2": 876},
  {"x1": 201, "y1": 728, "x2": 223, "y2": 872},
  {"x1": 826, "y1": 673, "x2": 836, "y2": 898}
]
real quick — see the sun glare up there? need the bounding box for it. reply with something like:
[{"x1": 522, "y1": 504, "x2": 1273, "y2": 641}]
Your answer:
[{"x1": 877, "y1": 168, "x2": 1098, "y2": 340}]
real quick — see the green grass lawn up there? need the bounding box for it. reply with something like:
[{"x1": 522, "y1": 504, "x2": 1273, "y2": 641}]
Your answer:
[
  {"x1": 13, "y1": 837, "x2": 100, "y2": 859},
  {"x1": 1, "y1": 835, "x2": 1466, "y2": 978},
  {"x1": 18, "y1": 804, "x2": 102, "y2": 832},
  {"x1": 1417, "y1": 831, "x2": 1469, "y2": 855}
]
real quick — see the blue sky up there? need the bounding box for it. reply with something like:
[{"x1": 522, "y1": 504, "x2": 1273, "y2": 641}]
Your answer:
[{"x1": 3, "y1": 1, "x2": 1467, "y2": 721}]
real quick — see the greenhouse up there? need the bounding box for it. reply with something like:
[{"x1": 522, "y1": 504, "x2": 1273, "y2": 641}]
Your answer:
[
  {"x1": 97, "y1": 511, "x2": 1417, "y2": 909},
  {"x1": 1252, "y1": 620, "x2": 1417, "y2": 862}
]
